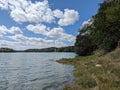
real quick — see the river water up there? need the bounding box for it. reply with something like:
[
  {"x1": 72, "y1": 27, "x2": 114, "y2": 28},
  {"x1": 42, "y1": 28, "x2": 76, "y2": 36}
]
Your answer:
[{"x1": 0, "y1": 52, "x2": 76, "y2": 90}]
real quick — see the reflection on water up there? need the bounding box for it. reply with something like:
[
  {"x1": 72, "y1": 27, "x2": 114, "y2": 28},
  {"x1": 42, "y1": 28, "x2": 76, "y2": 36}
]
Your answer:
[{"x1": 0, "y1": 52, "x2": 76, "y2": 90}]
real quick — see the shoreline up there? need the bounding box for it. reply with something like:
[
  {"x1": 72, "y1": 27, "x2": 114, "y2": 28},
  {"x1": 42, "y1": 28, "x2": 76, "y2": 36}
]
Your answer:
[
  {"x1": 57, "y1": 49, "x2": 120, "y2": 90},
  {"x1": 57, "y1": 55, "x2": 98, "y2": 90}
]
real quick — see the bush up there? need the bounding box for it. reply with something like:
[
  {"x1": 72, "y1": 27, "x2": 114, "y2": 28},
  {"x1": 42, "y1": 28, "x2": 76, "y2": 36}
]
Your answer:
[
  {"x1": 75, "y1": 35, "x2": 95, "y2": 56},
  {"x1": 77, "y1": 76, "x2": 97, "y2": 88}
]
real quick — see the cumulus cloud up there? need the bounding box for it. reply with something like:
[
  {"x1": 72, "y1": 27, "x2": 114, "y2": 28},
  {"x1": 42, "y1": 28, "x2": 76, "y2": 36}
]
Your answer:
[
  {"x1": 81, "y1": 19, "x2": 93, "y2": 29},
  {"x1": 78, "y1": 19, "x2": 94, "y2": 35},
  {"x1": 0, "y1": 25, "x2": 23, "y2": 36},
  {"x1": 0, "y1": 0, "x2": 54, "y2": 23},
  {"x1": 5, "y1": 34, "x2": 67, "y2": 50},
  {"x1": 0, "y1": 24, "x2": 74, "y2": 50},
  {"x1": 26, "y1": 24, "x2": 75, "y2": 42},
  {"x1": 0, "y1": 25, "x2": 8, "y2": 35},
  {"x1": 58, "y1": 9, "x2": 79, "y2": 26},
  {"x1": 53, "y1": 9, "x2": 64, "y2": 18},
  {"x1": 8, "y1": 34, "x2": 44, "y2": 43},
  {"x1": 45, "y1": 27, "x2": 75, "y2": 42},
  {"x1": 9, "y1": 26, "x2": 23, "y2": 34},
  {"x1": 0, "y1": 0, "x2": 9, "y2": 10},
  {"x1": 0, "y1": 0, "x2": 79, "y2": 49},
  {"x1": 26, "y1": 24, "x2": 48, "y2": 34},
  {"x1": 0, "y1": 0, "x2": 79, "y2": 25}
]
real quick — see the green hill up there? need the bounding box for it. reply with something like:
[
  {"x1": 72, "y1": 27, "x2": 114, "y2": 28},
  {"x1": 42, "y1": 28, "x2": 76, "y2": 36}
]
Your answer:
[{"x1": 0, "y1": 48, "x2": 15, "y2": 52}]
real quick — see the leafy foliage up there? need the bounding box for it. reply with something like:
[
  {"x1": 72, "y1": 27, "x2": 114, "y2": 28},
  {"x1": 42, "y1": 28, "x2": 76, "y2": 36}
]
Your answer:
[
  {"x1": 91, "y1": 1, "x2": 120, "y2": 51},
  {"x1": 75, "y1": 0, "x2": 120, "y2": 56},
  {"x1": 75, "y1": 34, "x2": 95, "y2": 56},
  {"x1": 75, "y1": 18, "x2": 96, "y2": 56}
]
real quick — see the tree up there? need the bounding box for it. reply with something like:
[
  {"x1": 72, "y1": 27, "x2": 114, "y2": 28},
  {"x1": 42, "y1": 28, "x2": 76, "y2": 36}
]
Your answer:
[
  {"x1": 75, "y1": 35, "x2": 95, "y2": 56},
  {"x1": 75, "y1": 0, "x2": 120, "y2": 56},
  {"x1": 75, "y1": 19, "x2": 96, "y2": 56},
  {"x1": 91, "y1": 1, "x2": 120, "y2": 51}
]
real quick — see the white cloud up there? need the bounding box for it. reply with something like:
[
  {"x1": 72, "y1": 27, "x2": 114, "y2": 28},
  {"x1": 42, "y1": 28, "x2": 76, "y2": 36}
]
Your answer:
[
  {"x1": 0, "y1": 0, "x2": 79, "y2": 25},
  {"x1": 78, "y1": 19, "x2": 94, "y2": 35},
  {"x1": 26, "y1": 24, "x2": 48, "y2": 34},
  {"x1": 0, "y1": 25, "x2": 23, "y2": 36},
  {"x1": 45, "y1": 27, "x2": 76, "y2": 42},
  {"x1": 0, "y1": 25, "x2": 8, "y2": 35},
  {"x1": 81, "y1": 19, "x2": 93, "y2": 29},
  {"x1": 0, "y1": 0, "x2": 79, "y2": 50},
  {"x1": 46, "y1": 27, "x2": 64, "y2": 38},
  {"x1": 0, "y1": 0, "x2": 9, "y2": 10},
  {"x1": 5, "y1": 34, "x2": 67, "y2": 50},
  {"x1": 0, "y1": 0, "x2": 55, "y2": 23},
  {"x1": 58, "y1": 9, "x2": 79, "y2": 26},
  {"x1": 8, "y1": 34, "x2": 44, "y2": 43},
  {"x1": 53, "y1": 9, "x2": 63, "y2": 18},
  {"x1": 26, "y1": 24, "x2": 75, "y2": 42},
  {"x1": 0, "y1": 25, "x2": 75, "y2": 50},
  {"x1": 9, "y1": 26, "x2": 23, "y2": 34}
]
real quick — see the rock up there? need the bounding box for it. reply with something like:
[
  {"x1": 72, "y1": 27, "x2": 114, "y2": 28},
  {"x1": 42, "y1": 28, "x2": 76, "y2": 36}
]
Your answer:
[{"x1": 95, "y1": 64, "x2": 102, "y2": 67}]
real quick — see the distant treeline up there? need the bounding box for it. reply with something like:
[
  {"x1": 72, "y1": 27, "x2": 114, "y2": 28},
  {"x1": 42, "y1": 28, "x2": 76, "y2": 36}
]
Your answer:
[
  {"x1": 25, "y1": 46, "x2": 75, "y2": 52},
  {"x1": 0, "y1": 46, "x2": 75, "y2": 52},
  {"x1": 0, "y1": 48, "x2": 15, "y2": 52}
]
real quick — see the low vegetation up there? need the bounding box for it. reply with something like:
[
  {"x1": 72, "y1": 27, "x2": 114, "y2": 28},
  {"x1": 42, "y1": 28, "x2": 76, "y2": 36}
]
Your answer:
[{"x1": 58, "y1": 48, "x2": 120, "y2": 90}]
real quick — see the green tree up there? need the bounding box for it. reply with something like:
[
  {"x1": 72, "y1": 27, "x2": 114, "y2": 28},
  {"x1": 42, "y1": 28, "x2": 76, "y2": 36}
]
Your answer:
[
  {"x1": 75, "y1": 0, "x2": 120, "y2": 56},
  {"x1": 75, "y1": 20, "x2": 96, "y2": 56},
  {"x1": 91, "y1": 1, "x2": 120, "y2": 51}
]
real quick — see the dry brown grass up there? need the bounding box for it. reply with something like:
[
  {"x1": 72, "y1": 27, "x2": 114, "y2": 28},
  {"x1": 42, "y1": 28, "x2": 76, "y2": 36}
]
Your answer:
[{"x1": 57, "y1": 48, "x2": 120, "y2": 90}]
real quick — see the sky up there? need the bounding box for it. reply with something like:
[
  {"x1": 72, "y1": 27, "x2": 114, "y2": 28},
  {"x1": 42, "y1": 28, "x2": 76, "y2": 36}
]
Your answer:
[{"x1": 0, "y1": 0, "x2": 104, "y2": 50}]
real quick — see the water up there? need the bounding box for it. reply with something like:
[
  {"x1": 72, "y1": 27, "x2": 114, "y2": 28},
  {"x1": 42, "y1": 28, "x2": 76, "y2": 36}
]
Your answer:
[{"x1": 0, "y1": 52, "x2": 76, "y2": 90}]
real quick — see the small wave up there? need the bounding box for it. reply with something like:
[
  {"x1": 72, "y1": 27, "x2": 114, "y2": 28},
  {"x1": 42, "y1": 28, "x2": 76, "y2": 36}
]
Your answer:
[
  {"x1": 12, "y1": 66, "x2": 33, "y2": 70},
  {"x1": 45, "y1": 64, "x2": 52, "y2": 67},
  {"x1": 45, "y1": 70, "x2": 52, "y2": 73},
  {"x1": 29, "y1": 74, "x2": 56, "y2": 82},
  {"x1": 42, "y1": 82, "x2": 62, "y2": 90}
]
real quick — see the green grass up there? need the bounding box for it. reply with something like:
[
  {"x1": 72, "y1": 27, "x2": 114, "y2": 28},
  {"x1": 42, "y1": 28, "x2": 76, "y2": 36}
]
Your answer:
[{"x1": 57, "y1": 48, "x2": 120, "y2": 90}]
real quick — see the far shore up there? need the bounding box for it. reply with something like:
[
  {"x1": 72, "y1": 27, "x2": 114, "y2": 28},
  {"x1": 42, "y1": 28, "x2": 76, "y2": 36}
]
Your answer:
[
  {"x1": 0, "y1": 51, "x2": 75, "y2": 53},
  {"x1": 0, "y1": 46, "x2": 75, "y2": 52}
]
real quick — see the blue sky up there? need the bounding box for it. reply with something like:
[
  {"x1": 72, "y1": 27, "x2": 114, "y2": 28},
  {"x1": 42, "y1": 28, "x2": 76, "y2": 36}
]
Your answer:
[{"x1": 0, "y1": 0, "x2": 103, "y2": 50}]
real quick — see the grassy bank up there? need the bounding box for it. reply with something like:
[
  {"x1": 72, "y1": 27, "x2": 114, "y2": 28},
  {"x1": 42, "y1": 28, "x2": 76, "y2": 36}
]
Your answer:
[{"x1": 57, "y1": 48, "x2": 120, "y2": 90}]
